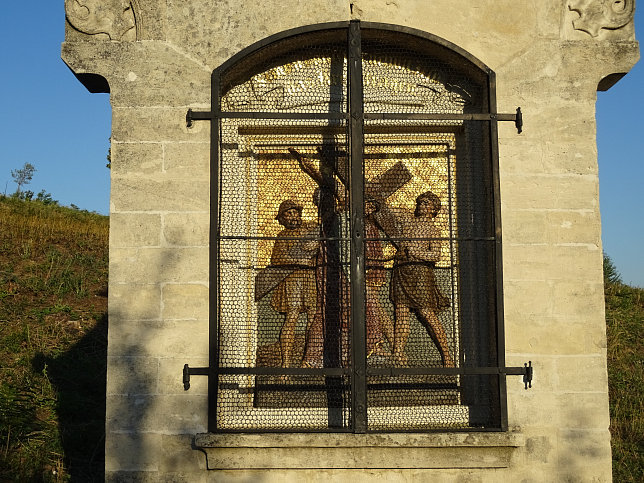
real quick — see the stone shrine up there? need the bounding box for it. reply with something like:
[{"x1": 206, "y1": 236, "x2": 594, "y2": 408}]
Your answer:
[{"x1": 62, "y1": 1, "x2": 639, "y2": 481}]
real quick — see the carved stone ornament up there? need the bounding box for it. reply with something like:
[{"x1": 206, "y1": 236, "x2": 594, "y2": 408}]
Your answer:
[
  {"x1": 569, "y1": 0, "x2": 636, "y2": 37},
  {"x1": 65, "y1": 0, "x2": 138, "y2": 41}
]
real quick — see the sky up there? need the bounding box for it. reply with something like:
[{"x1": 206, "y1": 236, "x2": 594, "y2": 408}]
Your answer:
[{"x1": 0, "y1": 3, "x2": 642, "y2": 287}]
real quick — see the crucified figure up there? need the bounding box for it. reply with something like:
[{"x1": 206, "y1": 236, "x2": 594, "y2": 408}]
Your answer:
[{"x1": 288, "y1": 147, "x2": 411, "y2": 364}]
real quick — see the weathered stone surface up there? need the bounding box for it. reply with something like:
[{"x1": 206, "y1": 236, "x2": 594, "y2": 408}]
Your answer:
[
  {"x1": 565, "y1": 0, "x2": 636, "y2": 41},
  {"x1": 105, "y1": 433, "x2": 162, "y2": 472},
  {"x1": 110, "y1": 247, "x2": 209, "y2": 283},
  {"x1": 501, "y1": 174, "x2": 599, "y2": 211},
  {"x1": 556, "y1": 391, "x2": 610, "y2": 431},
  {"x1": 106, "y1": 394, "x2": 157, "y2": 432},
  {"x1": 111, "y1": 108, "x2": 209, "y2": 143},
  {"x1": 162, "y1": 284, "x2": 209, "y2": 319},
  {"x1": 106, "y1": 394, "x2": 208, "y2": 433},
  {"x1": 163, "y1": 142, "x2": 209, "y2": 178},
  {"x1": 163, "y1": 213, "x2": 209, "y2": 247},
  {"x1": 159, "y1": 434, "x2": 209, "y2": 473},
  {"x1": 107, "y1": 319, "x2": 163, "y2": 356},
  {"x1": 503, "y1": 279, "x2": 605, "y2": 320},
  {"x1": 111, "y1": 142, "x2": 163, "y2": 177},
  {"x1": 62, "y1": 41, "x2": 210, "y2": 106},
  {"x1": 505, "y1": 315, "x2": 608, "y2": 355},
  {"x1": 502, "y1": 244, "x2": 603, "y2": 282},
  {"x1": 556, "y1": 429, "x2": 613, "y2": 482},
  {"x1": 205, "y1": 469, "x2": 508, "y2": 482},
  {"x1": 106, "y1": 355, "x2": 159, "y2": 396},
  {"x1": 196, "y1": 432, "x2": 524, "y2": 470},
  {"x1": 506, "y1": 390, "x2": 559, "y2": 429},
  {"x1": 556, "y1": 356, "x2": 610, "y2": 394},
  {"x1": 107, "y1": 470, "x2": 207, "y2": 483},
  {"x1": 108, "y1": 283, "x2": 161, "y2": 320},
  {"x1": 154, "y1": 395, "x2": 209, "y2": 433},
  {"x1": 498, "y1": 138, "x2": 599, "y2": 176},
  {"x1": 107, "y1": 320, "x2": 209, "y2": 358},
  {"x1": 111, "y1": 176, "x2": 209, "y2": 212},
  {"x1": 110, "y1": 213, "x2": 162, "y2": 247}
]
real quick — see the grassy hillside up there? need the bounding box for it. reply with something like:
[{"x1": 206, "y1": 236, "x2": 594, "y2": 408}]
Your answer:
[
  {"x1": 0, "y1": 196, "x2": 108, "y2": 481},
  {"x1": 0, "y1": 195, "x2": 642, "y2": 481},
  {"x1": 604, "y1": 261, "x2": 644, "y2": 482}
]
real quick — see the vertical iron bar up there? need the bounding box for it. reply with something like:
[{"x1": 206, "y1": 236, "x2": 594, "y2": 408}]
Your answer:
[
  {"x1": 487, "y1": 72, "x2": 508, "y2": 430},
  {"x1": 322, "y1": 52, "x2": 345, "y2": 429},
  {"x1": 446, "y1": 145, "x2": 458, "y2": 367},
  {"x1": 348, "y1": 20, "x2": 367, "y2": 433},
  {"x1": 208, "y1": 69, "x2": 222, "y2": 432}
]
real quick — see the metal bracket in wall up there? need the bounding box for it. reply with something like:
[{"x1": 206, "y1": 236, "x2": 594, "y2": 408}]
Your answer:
[
  {"x1": 505, "y1": 361, "x2": 533, "y2": 389},
  {"x1": 499, "y1": 107, "x2": 524, "y2": 134},
  {"x1": 186, "y1": 108, "x2": 213, "y2": 128},
  {"x1": 515, "y1": 107, "x2": 523, "y2": 133},
  {"x1": 183, "y1": 364, "x2": 209, "y2": 390}
]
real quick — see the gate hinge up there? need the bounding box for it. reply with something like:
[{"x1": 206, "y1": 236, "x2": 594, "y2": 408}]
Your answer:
[
  {"x1": 514, "y1": 107, "x2": 523, "y2": 134},
  {"x1": 503, "y1": 361, "x2": 533, "y2": 389},
  {"x1": 183, "y1": 364, "x2": 209, "y2": 390}
]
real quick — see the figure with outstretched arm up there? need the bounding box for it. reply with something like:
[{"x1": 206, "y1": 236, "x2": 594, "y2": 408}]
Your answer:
[
  {"x1": 269, "y1": 200, "x2": 319, "y2": 368},
  {"x1": 390, "y1": 191, "x2": 453, "y2": 367}
]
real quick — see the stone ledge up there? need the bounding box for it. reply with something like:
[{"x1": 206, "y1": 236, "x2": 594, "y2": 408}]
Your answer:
[{"x1": 194, "y1": 432, "x2": 524, "y2": 470}]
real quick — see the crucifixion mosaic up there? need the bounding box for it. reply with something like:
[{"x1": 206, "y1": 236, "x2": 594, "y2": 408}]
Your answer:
[{"x1": 201, "y1": 25, "x2": 514, "y2": 431}]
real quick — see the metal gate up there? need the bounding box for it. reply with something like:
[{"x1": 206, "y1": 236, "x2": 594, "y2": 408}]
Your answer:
[{"x1": 184, "y1": 21, "x2": 530, "y2": 433}]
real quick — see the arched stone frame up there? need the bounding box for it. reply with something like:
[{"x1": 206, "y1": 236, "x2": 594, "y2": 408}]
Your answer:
[{"x1": 205, "y1": 21, "x2": 509, "y2": 433}]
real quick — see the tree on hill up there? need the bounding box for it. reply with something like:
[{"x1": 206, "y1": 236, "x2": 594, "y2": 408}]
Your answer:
[{"x1": 11, "y1": 162, "x2": 36, "y2": 195}]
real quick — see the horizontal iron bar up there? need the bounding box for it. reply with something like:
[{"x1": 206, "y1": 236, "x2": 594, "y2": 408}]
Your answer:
[
  {"x1": 218, "y1": 235, "x2": 495, "y2": 242},
  {"x1": 187, "y1": 362, "x2": 532, "y2": 390},
  {"x1": 365, "y1": 236, "x2": 495, "y2": 242},
  {"x1": 367, "y1": 366, "x2": 530, "y2": 376},
  {"x1": 187, "y1": 367, "x2": 209, "y2": 376},
  {"x1": 188, "y1": 109, "x2": 522, "y2": 128},
  {"x1": 221, "y1": 263, "x2": 460, "y2": 271},
  {"x1": 219, "y1": 235, "x2": 334, "y2": 241},
  {"x1": 236, "y1": 125, "x2": 461, "y2": 135},
  {"x1": 219, "y1": 367, "x2": 349, "y2": 376},
  {"x1": 190, "y1": 366, "x2": 529, "y2": 377},
  {"x1": 213, "y1": 428, "x2": 355, "y2": 434},
  {"x1": 187, "y1": 109, "x2": 348, "y2": 126},
  {"x1": 364, "y1": 112, "x2": 517, "y2": 121},
  {"x1": 220, "y1": 111, "x2": 349, "y2": 120},
  {"x1": 223, "y1": 381, "x2": 458, "y2": 392}
]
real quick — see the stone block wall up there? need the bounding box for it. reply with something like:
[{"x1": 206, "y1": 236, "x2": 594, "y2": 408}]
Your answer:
[{"x1": 62, "y1": 1, "x2": 638, "y2": 481}]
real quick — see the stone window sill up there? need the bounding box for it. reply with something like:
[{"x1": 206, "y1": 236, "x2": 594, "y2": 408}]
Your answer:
[{"x1": 194, "y1": 432, "x2": 525, "y2": 470}]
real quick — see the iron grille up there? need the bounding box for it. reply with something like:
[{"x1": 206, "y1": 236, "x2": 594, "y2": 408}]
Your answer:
[{"x1": 184, "y1": 21, "x2": 529, "y2": 433}]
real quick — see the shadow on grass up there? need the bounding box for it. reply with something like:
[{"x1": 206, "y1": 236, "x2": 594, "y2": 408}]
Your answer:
[{"x1": 33, "y1": 313, "x2": 108, "y2": 482}]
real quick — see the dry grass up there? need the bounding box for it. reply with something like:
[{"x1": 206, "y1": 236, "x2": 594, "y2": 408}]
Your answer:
[{"x1": 0, "y1": 195, "x2": 108, "y2": 482}]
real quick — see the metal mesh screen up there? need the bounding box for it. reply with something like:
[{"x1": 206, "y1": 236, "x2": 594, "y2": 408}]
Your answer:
[
  {"x1": 360, "y1": 27, "x2": 488, "y2": 115},
  {"x1": 211, "y1": 24, "x2": 501, "y2": 432},
  {"x1": 220, "y1": 29, "x2": 348, "y2": 114}
]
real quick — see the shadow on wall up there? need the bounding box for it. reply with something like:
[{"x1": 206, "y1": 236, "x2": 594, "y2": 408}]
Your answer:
[{"x1": 33, "y1": 313, "x2": 108, "y2": 482}]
